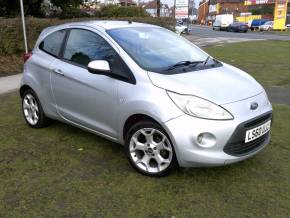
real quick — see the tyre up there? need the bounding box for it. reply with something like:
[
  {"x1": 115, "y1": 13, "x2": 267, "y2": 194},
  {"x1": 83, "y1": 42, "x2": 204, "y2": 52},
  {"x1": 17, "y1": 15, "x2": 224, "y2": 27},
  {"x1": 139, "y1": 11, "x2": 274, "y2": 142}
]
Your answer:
[
  {"x1": 22, "y1": 89, "x2": 49, "y2": 128},
  {"x1": 125, "y1": 121, "x2": 178, "y2": 177}
]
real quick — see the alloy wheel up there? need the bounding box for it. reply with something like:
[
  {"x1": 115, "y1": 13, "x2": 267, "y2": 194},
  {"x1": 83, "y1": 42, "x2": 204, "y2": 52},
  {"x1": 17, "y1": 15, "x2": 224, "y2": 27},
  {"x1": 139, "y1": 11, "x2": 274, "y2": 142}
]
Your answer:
[
  {"x1": 23, "y1": 94, "x2": 39, "y2": 125},
  {"x1": 129, "y1": 128, "x2": 173, "y2": 173}
]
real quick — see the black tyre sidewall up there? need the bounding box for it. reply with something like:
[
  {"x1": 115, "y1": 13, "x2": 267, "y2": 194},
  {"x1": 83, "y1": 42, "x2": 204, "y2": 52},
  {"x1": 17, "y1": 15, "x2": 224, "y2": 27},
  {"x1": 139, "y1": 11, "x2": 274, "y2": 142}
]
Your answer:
[
  {"x1": 124, "y1": 121, "x2": 178, "y2": 177},
  {"x1": 22, "y1": 89, "x2": 48, "y2": 128}
]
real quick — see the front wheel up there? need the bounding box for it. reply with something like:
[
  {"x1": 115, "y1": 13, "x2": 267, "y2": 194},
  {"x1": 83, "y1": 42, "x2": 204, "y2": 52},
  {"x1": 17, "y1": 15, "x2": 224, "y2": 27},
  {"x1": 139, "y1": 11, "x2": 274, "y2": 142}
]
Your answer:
[{"x1": 125, "y1": 121, "x2": 178, "y2": 176}]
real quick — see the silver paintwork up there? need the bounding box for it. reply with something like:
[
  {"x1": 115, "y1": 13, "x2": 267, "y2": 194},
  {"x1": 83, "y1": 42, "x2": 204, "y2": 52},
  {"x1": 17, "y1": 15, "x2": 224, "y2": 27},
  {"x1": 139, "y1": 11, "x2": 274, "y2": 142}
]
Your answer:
[
  {"x1": 88, "y1": 60, "x2": 111, "y2": 72},
  {"x1": 21, "y1": 21, "x2": 273, "y2": 168}
]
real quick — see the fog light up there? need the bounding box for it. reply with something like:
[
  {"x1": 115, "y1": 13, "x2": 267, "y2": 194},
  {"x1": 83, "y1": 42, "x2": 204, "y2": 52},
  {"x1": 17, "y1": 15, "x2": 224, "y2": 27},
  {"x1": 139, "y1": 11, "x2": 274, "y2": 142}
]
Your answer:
[{"x1": 196, "y1": 133, "x2": 216, "y2": 148}]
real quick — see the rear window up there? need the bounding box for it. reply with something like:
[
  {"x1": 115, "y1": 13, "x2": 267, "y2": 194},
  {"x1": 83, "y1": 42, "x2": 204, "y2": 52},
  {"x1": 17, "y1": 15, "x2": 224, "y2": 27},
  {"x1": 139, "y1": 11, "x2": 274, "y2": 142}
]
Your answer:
[{"x1": 39, "y1": 30, "x2": 66, "y2": 57}]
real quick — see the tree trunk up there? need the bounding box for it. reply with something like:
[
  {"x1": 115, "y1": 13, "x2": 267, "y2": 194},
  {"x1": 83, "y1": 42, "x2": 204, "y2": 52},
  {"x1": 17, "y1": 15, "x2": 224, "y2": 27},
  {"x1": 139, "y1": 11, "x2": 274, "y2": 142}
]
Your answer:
[{"x1": 157, "y1": 0, "x2": 160, "y2": 17}]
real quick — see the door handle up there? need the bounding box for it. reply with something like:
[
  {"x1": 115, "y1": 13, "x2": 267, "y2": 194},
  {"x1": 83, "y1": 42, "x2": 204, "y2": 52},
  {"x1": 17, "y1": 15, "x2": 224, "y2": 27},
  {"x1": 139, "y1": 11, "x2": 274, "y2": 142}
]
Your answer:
[{"x1": 52, "y1": 69, "x2": 64, "y2": 76}]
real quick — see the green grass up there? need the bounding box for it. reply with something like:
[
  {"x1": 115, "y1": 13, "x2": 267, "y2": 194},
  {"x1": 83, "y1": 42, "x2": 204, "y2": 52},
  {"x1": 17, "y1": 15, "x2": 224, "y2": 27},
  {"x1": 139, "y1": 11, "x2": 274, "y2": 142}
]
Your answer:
[
  {"x1": 205, "y1": 40, "x2": 290, "y2": 87},
  {"x1": 0, "y1": 92, "x2": 290, "y2": 217}
]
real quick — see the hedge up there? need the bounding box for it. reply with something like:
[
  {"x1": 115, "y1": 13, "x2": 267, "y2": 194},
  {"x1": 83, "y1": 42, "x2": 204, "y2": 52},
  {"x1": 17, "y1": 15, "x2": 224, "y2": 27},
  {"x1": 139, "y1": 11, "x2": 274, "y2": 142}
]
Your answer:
[{"x1": 0, "y1": 17, "x2": 175, "y2": 55}]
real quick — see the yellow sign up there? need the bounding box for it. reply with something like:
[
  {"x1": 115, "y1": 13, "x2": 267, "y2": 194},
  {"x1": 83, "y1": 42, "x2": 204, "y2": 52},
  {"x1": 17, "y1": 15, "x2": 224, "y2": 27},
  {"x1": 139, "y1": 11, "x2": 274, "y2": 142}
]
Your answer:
[
  {"x1": 216, "y1": 3, "x2": 220, "y2": 14},
  {"x1": 273, "y1": 0, "x2": 288, "y2": 30},
  {"x1": 236, "y1": 15, "x2": 262, "y2": 23}
]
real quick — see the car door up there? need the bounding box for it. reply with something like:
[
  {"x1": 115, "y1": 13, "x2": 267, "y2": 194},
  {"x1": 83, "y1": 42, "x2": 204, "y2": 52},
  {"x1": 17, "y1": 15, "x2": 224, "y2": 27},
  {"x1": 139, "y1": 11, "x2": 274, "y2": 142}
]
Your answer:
[{"x1": 51, "y1": 28, "x2": 133, "y2": 138}]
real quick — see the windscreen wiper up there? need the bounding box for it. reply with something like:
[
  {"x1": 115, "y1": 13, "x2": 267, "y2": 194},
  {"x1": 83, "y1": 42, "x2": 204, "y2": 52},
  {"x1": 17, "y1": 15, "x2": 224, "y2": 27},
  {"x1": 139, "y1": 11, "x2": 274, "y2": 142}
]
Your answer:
[
  {"x1": 165, "y1": 60, "x2": 204, "y2": 71},
  {"x1": 203, "y1": 56, "x2": 211, "y2": 66}
]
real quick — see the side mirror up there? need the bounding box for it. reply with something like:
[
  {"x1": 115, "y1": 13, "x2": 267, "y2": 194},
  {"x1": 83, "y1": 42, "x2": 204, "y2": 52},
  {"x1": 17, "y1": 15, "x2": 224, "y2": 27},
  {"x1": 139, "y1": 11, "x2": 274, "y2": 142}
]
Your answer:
[{"x1": 88, "y1": 60, "x2": 111, "y2": 75}]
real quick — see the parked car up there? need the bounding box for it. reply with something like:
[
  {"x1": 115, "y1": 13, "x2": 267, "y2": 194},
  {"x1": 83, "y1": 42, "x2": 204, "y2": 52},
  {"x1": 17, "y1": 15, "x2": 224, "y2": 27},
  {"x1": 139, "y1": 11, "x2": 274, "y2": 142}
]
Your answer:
[
  {"x1": 20, "y1": 21, "x2": 273, "y2": 176},
  {"x1": 175, "y1": 23, "x2": 188, "y2": 35},
  {"x1": 286, "y1": 24, "x2": 290, "y2": 30},
  {"x1": 250, "y1": 19, "x2": 269, "y2": 31},
  {"x1": 213, "y1": 14, "x2": 234, "y2": 31},
  {"x1": 247, "y1": 20, "x2": 253, "y2": 29},
  {"x1": 227, "y1": 22, "x2": 248, "y2": 32},
  {"x1": 259, "y1": 21, "x2": 274, "y2": 31}
]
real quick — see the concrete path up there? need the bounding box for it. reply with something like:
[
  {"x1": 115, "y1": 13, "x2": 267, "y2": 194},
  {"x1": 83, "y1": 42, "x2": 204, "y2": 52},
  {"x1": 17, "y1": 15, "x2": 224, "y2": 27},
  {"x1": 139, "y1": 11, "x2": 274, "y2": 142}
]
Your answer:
[
  {"x1": 266, "y1": 86, "x2": 290, "y2": 106},
  {"x1": 0, "y1": 74, "x2": 22, "y2": 95}
]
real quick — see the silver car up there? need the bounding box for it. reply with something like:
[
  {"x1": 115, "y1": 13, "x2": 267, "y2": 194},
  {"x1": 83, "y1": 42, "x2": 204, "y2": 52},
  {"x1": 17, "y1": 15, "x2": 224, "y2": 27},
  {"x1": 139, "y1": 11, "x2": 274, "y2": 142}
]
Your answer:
[{"x1": 20, "y1": 21, "x2": 273, "y2": 176}]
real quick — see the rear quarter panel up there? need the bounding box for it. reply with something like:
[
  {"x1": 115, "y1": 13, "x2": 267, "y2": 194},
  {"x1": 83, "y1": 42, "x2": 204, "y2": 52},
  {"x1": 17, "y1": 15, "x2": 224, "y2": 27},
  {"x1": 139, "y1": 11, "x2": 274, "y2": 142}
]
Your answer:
[{"x1": 21, "y1": 50, "x2": 58, "y2": 119}]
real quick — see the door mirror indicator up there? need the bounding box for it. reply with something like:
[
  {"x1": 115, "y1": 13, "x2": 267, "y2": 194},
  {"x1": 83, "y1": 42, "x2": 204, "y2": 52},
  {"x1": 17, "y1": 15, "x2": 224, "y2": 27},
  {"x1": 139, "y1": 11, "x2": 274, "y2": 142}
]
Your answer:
[{"x1": 88, "y1": 60, "x2": 111, "y2": 75}]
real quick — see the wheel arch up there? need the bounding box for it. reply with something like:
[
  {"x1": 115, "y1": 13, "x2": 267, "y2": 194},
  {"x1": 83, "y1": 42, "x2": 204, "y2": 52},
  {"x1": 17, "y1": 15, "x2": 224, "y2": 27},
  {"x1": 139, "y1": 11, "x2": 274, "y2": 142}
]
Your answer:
[
  {"x1": 20, "y1": 84, "x2": 33, "y2": 98},
  {"x1": 123, "y1": 114, "x2": 161, "y2": 140}
]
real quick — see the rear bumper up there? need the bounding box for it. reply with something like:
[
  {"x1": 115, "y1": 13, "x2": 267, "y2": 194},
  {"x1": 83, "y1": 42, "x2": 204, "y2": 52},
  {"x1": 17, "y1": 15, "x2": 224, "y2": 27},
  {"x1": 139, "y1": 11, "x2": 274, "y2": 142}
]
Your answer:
[{"x1": 163, "y1": 92, "x2": 273, "y2": 167}]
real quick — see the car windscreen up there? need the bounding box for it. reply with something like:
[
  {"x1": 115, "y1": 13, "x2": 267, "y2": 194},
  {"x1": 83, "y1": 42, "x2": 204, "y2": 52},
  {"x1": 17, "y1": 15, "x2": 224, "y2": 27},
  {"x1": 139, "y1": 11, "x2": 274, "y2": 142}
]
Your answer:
[{"x1": 107, "y1": 27, "x2": 218, "y2": 74}]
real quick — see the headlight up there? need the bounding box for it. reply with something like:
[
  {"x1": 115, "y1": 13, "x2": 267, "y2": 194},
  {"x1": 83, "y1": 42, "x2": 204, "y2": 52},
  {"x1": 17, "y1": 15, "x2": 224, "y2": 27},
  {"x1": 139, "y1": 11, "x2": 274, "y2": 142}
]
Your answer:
[{"x1": 167, "y1": 91, "x2": 234, "y2": 120}]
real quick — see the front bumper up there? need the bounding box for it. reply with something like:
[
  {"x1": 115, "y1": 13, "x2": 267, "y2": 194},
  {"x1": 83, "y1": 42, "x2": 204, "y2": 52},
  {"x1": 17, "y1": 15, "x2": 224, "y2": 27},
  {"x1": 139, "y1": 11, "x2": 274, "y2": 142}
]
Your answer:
[{"x1": 163, "y1": 92, "x2": 273, "y2": 167}]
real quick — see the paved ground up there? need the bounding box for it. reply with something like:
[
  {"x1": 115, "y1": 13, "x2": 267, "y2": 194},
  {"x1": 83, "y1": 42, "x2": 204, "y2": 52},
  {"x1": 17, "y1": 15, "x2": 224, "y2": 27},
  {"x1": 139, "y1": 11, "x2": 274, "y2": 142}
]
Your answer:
[
  {"x1": 266, "y1": 86, "x2": 290, "y2": 105},
  {"x1": 190, "y1": 25, "x2": 290, "y2": 40},
  {"x1": 0, "y1": 74, "x2": 22, "y2": 95},
  {"x1": 184, "y1": 25, "x2": 290, "y2": 47},
  {"x1": 185, "y1": 34, "x2": 263, "y2": 47}
]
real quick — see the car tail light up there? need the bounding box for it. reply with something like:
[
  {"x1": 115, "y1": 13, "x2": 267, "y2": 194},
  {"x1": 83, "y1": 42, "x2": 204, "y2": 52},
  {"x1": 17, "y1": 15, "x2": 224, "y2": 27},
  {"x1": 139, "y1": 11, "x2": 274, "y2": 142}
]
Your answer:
[{"x1": 23, "y1": 51, "x2": 33, "y2": 63}]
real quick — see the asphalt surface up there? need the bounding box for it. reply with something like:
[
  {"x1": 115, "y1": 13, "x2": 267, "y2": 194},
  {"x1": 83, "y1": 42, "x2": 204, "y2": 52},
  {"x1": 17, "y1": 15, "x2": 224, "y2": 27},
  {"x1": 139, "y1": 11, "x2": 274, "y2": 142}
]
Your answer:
[
  {"x1": 266, "y1": 86, "x2": 290, "y2": 105},
  {"x1": 190, "y1": 25, "x2": 290, "y2": 41}
]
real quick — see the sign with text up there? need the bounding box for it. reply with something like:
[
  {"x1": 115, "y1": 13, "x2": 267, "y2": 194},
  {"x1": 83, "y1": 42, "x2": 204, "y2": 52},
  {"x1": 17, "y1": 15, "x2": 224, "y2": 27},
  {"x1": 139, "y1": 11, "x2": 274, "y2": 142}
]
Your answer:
[
  {"x1": 273, "y1": 0, "x2": 288, "y2": 30},
  {"x1": 175, "y1": 0, "x2": 189, "y2": 19}
]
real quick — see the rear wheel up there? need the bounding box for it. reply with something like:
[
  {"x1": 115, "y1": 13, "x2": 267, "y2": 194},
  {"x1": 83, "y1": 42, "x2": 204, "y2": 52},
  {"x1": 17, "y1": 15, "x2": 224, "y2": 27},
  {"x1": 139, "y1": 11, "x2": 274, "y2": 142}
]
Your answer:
[
  {"x1": 125, "y1": 121, "x2": 177, "y2": 176},
  {"x1": 22, "y1": 89, "x2": 49, "y2": 128}
]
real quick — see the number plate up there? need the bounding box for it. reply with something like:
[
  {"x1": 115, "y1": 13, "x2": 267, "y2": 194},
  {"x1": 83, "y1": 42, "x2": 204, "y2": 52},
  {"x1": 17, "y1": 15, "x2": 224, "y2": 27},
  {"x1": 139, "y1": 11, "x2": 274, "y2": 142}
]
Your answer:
[{"x1": 245, "y1": 120, "x2": 271, "y2": 143}]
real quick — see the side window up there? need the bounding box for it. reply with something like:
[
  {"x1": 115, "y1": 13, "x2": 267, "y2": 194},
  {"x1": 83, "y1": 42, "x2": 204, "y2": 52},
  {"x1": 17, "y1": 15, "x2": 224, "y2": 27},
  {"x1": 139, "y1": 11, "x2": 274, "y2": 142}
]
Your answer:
[
  {"x1": 63, "y1": 29, "x2": 133, "y2": 81},
  {"x1": 39, "y1": 30, "x2": 66, "y2": 57}
]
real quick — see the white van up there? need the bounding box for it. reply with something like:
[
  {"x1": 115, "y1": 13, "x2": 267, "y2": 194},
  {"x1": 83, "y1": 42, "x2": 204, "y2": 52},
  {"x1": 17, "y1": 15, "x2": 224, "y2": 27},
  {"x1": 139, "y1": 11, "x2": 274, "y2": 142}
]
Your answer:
[{"x1": 213, "y1": 14, "x2": 234, "y2": 30}]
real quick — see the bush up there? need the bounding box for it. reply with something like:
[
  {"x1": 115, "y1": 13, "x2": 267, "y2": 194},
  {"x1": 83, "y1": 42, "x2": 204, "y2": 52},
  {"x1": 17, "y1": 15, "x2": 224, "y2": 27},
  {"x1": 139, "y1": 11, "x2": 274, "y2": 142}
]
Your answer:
[
  {"x1": 0, "y1": 17, "x2": 175, "y2": 55},
  {"x1": 40, "y1": 0, "x2": 62, "y2": 18},
  {"x1": 100, "y1": 5, "x2": 149, "y2": 17},
  {"x1": 59, "y1": 7, "x2": 91, "y2": 19}
]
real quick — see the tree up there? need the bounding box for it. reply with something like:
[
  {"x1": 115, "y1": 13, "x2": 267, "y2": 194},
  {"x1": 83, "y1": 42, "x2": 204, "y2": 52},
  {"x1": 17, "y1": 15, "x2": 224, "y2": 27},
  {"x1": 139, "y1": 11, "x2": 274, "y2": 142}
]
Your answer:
[
  {"x1": 156, "y1": 0, "x2": 160, "y2": 17},
  {"x1": 50, "y1": 0, "x2": 83, "y2": 9},
  {"x1": 0, "y1": 0, "x2": 43, "y2": 17}
]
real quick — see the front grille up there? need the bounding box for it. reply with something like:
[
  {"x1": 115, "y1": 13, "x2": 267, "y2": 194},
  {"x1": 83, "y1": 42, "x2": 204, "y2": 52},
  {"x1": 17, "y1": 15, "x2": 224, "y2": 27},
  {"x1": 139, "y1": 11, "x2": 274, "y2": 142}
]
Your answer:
[
  {"x1": 223, "y1": 112, "x2": 272, "y2": 156},
  {"x1": 224, "y1": 133, "x2": 269, "y2": 156},
  {"x1": 244, "y1": 113, "x2": 272, "y2": 128}
]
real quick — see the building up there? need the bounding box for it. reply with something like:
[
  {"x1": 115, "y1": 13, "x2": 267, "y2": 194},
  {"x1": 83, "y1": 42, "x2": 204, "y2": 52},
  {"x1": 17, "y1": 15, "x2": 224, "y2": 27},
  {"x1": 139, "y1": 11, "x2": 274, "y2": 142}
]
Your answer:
[
  {"x1": 208, "y1": 0, "x2": 248, "y2": 22},
  {"x1": 140, "y1": 0, "x2": 170, "y2": 17},
  {"x1": 198, "y1": 0, "x2": 209, "y2": 24}
]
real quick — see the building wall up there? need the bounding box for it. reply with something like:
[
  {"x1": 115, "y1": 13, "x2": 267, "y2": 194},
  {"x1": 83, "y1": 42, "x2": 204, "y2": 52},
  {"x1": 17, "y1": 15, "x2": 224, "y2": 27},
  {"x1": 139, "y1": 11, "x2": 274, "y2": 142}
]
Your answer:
[
  {"x1": 198, "y1": 0, "x2": 209, "y2": 24},
  {"x1": 207, "y1": 0, "x2": 248, "y2": 22},
  {"x1": 219, "y1": 2, "x2": 248, "y2": 16},
  {"x1": 145, "y1": 7, "x2": 170, "y2": 17}
]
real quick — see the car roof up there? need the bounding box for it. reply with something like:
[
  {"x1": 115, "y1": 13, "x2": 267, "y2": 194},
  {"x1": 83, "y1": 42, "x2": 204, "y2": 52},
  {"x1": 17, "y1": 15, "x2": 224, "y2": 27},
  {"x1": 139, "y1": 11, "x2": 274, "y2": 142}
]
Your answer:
[
  {"x1": 54, "y1": 20, "x2": 157, "y2": 31},
  {"x1": 37, "y1": 20, "x2": 161, "y2": 46}
]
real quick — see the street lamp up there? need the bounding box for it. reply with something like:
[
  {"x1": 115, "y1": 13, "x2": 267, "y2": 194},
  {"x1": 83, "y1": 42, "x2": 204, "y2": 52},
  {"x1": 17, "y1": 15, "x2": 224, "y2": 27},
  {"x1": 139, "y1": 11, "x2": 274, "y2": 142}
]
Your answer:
[{"x1": 19, "y1": 0, "x2": 28, "y2": 53}]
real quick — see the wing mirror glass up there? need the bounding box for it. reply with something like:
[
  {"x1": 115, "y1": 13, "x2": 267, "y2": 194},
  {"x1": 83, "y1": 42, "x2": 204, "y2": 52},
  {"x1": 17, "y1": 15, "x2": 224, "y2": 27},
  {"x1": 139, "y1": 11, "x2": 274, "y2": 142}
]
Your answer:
[{"x1": 88, "y1": 60, "x2": 111, "y2": 75}]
